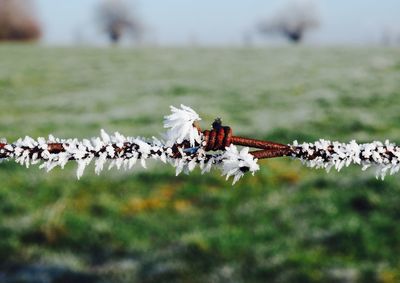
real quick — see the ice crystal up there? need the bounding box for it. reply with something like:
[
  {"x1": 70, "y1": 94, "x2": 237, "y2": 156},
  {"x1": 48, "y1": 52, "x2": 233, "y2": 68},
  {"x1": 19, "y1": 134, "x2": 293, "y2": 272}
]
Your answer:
[
  {"x1": 221, "y1": 145, "x2": 260, "y2": 184},
  {"x1": 164, "y1": 104, "x2": 201, "y2": 147}
]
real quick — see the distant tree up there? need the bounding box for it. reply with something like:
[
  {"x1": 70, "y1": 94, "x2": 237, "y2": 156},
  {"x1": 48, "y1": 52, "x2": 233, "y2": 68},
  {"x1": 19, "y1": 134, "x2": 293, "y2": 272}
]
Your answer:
[
  {"x1": 382, "y1": 27, "x2": 400, "y2": 47},
  {"x1": 96, "y1": 0, "x2": 143, "y2": 44},
  {"x1": 0, "y1": 0, "x2": 41, "y2": 41},
  {"x1": 242, "y1": 30, "x2": 254, "y2": 47},
  {"x1": 257, "y1": 0, "x2": 319, "y2": 44}
]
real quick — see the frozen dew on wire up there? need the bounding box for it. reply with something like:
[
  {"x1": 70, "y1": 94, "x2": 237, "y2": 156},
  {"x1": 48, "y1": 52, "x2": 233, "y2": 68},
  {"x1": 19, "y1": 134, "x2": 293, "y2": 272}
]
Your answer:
[
  {"x1": 221, "y1": 145, "x2": 260, "y2": 185},
  {"x1": 163, "y1": 104, "x2": 202, "y2": 147},
  {"x1": 0, "y1": 105, "x2": 248, "y2": 184},
  {"x1": 1, "y1": 104, "x2": 400, "y2": 183},
  {"x1": 289, "y1": 139, "x2": 400, "y2": 180}
]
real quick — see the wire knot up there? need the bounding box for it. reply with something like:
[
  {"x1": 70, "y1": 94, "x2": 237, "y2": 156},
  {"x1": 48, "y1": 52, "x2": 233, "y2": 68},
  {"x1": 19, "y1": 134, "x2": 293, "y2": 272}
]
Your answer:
[
  {"x1": 202, "y1": 119, "x2": 233, "y2": 151},
  {"x1": 197, "y1": 118, "x2": 292, "y2": 159}
]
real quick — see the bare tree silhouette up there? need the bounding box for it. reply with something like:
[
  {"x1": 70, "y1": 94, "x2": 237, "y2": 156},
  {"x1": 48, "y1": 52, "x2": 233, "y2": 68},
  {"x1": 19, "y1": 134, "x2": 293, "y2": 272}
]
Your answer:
[
  {"x1": 258, "y1": 0, "x2": 319, "y2": 44},
  {"x1": 96, "y1": 0, "x2": 143, "y2": 44},
  {"x1": 0, "y1": 0, "x2": 41, "y2": 41},
  {"x1": 382, "y1": 27, "x2": 400, "y2": 47}
]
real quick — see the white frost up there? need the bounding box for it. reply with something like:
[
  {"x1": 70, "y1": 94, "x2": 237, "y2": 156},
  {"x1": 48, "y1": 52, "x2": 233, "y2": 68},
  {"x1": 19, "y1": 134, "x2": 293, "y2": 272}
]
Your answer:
[
  {"x1": 290, "y1": 139, "x2": 400, "y2": 180},
  {"x1": 221, "y1": 145, "x2": 260, "y2": 185},
  {"x1": 163, "y1": 104, "x2": 201, "y2": 147}
]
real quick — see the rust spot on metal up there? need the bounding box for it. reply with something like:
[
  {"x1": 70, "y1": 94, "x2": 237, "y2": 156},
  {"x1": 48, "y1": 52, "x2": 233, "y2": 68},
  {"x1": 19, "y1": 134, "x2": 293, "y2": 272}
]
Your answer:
[{"x1": 47, "y1": 143, "x2": 65, "y2": 153}]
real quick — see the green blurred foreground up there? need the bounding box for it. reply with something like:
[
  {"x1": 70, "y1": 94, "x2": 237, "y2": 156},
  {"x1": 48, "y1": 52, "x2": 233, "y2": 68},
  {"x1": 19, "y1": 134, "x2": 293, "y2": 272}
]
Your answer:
[{"x1": 1, "y1": 45, "x2": 400, "y2": 283}]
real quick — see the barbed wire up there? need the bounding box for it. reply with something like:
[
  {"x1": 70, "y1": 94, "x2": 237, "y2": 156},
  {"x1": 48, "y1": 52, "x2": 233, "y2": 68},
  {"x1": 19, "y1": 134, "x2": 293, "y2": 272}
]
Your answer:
[{"x1": 1, "y1": 105, "x2": 399, "y2": 183}]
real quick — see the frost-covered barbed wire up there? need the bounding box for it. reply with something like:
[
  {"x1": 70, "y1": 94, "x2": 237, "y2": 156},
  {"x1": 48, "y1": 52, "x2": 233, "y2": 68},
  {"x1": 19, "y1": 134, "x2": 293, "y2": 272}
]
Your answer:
[
  {"x1": 0, "y1": 105, "x2": 259, "y2": 184},
  {"x1": 0, "y1": 104, "x2": 399, "y2": 183},
  {"x1": 290, "y1": 139, "x2": 400, "y2": 179}
]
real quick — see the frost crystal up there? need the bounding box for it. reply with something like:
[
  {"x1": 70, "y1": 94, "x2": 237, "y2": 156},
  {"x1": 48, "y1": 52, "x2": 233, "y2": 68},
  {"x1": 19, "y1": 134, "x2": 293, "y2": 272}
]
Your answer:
[
  {"x1": 221, "y1": 145, "x2": 260, "y2": 184},
  {"x1": 164, "y1": 104, "x2": 201, "y2": 147}
]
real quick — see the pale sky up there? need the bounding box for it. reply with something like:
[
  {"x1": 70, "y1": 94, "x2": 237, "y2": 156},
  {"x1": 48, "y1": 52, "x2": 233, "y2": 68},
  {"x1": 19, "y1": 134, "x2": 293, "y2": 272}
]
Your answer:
[{"x1": 35, "y1": 0, "x2": 400, "y2": 45}]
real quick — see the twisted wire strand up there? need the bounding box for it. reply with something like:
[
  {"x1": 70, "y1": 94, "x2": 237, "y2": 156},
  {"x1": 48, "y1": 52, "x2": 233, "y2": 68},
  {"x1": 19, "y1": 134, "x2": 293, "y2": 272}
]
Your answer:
[
  {"x1": 2, "y1": 115, "x2": 400, "y2": 183},
  {"x1": 288, "y1": 140, "x2": 400, "y2": 179}
]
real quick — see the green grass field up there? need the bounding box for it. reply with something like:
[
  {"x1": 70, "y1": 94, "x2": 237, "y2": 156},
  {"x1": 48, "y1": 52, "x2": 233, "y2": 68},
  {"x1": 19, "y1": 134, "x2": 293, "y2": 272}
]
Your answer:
[{"x1": 1, "y1": 45, "x2": 400, "y2": 283}]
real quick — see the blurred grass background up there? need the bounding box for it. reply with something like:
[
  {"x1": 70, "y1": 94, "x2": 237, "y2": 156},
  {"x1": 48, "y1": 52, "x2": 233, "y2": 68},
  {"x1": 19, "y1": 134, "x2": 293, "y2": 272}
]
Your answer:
[{"x1": 1, "y1": 45, "x2": 400, "y2": 282}]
